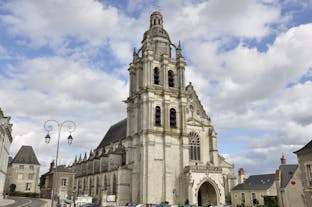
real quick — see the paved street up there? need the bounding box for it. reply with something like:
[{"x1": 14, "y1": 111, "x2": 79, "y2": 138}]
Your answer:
[{"x1": 2, "y1": 197, "x2": 48, "y2": 207}]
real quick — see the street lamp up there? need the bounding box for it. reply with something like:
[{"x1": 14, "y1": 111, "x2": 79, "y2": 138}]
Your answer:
[{"x1": 44, "y1": 120, "x2": 76, "y2": 207}]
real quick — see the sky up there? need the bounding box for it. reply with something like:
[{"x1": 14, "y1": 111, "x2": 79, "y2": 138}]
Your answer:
[{"x1": 0, "y1": 0, "x2": 312, "y2": 177}]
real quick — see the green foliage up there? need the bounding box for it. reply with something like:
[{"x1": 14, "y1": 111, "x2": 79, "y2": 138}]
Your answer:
[
  {"x1": 9, "y1": 184, "x2": 16, "y2": 193},
  {"x1": 264, "y1": 196, "x2": 279, "y2": 207},
  {"x1": 39, "y1": 175, "x2": 46, "y2": 188},
  {"x1": 11, "y1": 191, "x2": 39, "y2": 198}
]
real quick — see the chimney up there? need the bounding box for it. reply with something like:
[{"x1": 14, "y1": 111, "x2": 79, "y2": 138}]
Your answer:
[
  {"x1": 49, "y1": 160, "x2": 55, "y2": 172},
  {"x1": 280, "y1": 154, "x2": 286, "y2": 165},
  {"x1": 275, "y1": 169, "x2": 281, "y2": 181},
  {"x1": 238, "y1": 168, "x2": 245, "y2": 184}
]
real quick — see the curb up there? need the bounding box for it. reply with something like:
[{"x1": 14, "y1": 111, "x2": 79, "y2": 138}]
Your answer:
[{"x1": 0, "y1": 199, "x2": 16, "y2": 207}]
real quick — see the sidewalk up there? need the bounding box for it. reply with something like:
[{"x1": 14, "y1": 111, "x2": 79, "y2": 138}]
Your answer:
[
  {"x1": 0, "y1": 198, "x2": 15, "y2": 206},
  {"x1": 40, "y1": 198, "x2": 51, "y2": 207}
]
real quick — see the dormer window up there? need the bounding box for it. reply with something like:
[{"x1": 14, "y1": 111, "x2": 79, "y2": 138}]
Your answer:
[
  {"x1": 155, "y1": 106, "x2": 161, "y2": 126},
  {"x1": 168, "y1": 70, "x2": 174, "y2": 87},
  {"x1": 154, "y1": 67, "x2": 160, "y2": 84},
  {"x1": 170, "y1": 108, "x2": 176, "y2": 128}
]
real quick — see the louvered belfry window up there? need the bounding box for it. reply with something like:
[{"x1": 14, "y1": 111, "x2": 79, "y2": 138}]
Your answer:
[
  {"x1": 168, "y1": 70, "x2": 174, "y2": 87},
  {"x1": 155, "y1": 106, "x2": 161, "y2": 126},
  {"x1": 170, "y1": 108, "x2": 176, "y2": 128},
  {"x1": 154, "y1": 67, "x2": 160, "y2": 85}
]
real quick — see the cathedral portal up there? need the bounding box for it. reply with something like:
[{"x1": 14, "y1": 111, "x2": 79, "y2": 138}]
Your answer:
[{"x1": 197, "y1": 181, "x2": 218, "y2": 206}]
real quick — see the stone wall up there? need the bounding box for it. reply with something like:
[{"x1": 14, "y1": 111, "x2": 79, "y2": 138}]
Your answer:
[
  {"x1": 5, "y1": 163, "x2": 40, "y2": 193},
  {"x1": 297, "y1": 152, "x2": 312, "y2": 207}
]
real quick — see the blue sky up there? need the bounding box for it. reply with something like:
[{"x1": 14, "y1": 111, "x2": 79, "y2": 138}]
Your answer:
[{"x1": 0, "y1": 0, "x2": 312, "y2": 176}]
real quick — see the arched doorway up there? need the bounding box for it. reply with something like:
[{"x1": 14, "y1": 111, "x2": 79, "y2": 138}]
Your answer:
[{"x1": 197, "y1": 181, "x2": 218, "y2": 206}]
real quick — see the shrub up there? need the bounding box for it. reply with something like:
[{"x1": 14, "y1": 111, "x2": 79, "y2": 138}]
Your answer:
[{"x1": 11, "y1": 191, "x2": 39, "y2": 198}]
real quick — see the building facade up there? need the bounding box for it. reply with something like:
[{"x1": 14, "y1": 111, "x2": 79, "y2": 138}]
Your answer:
[
  {"x1": 294, "y1": 139, "x2": 312, "y2": 207},
  {"x1": 5, "y1": 145, "x2": 40, "y2": 194},
  {"x1": 274, "y1": 155, "x2": 305, "y2": 207},
  {"x1": 231, "y1": 170, "x2": 277, "y2": 206},
  {"x1": 72, "y1": 11, "x2": 235, "y2": 206},
  {"x1": 232, "y1": 156, "x2": 305, "y2": 207},
  {"x1": 40, "y1": 161, "x2": 75, "y2": 202},
  {"x1": 0, "y1": 108, "x2": 13, "y2": 199}
]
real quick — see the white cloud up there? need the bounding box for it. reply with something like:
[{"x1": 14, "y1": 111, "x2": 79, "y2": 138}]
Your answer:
[
  {"x1": 0, "y1": 56, "x2": 129, "y2": 174},
  {"x1": 158, "y1": 0, "x2": 283, "y2": 42},
  {"x1": 1, "y1": 0, "x2": 120, "y2": 47},
  {"x1": 186, "y1": 23, "x2": 312, "y2": 113},
  {"x1": 1, "y1": 0, "x2": 312, "y2": 176}
]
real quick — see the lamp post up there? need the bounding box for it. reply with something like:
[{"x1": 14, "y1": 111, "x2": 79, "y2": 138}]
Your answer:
[{"x1": 44, "y1": 120, "x2": 76, "y2": 207}]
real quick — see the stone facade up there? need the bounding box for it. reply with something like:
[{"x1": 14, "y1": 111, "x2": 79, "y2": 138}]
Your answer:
[
  {"x1": 40, "y1": 161, "x2": 75, "y2": 202},
  {"x1": 0, "y1": 108, "x2": 13, "y2": 199},
  {"x1": 72, "y1": 11, "x2": 235, "y2": 206},
  {"x1": 5, "y1": 145, "x2": 40, "y2": 194},
  {"x1": 294, "y1": 140, "x2": 312, "y2": 207}
]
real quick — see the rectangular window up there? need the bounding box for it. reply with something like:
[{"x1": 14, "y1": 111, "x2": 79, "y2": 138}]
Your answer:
[
  {"x1": 25, "y1": 183, "x2": 31, "y2": 191},
  {"x1": 19, "y1": 165, "x2": 24, "y2": 169},
  {"x1": 307, "y1": 164, "x2": 312, "y2": 186},
  {"x1": 252, "y1": 192, "x2": 256, "y2": 200},
  {"x1": 28, "y1": 173, "x2": 34, "y2": 180},
  {"x1": 29, "y1": 165, "x2": 34, "y2": 170},
  {"x1": 61, "y1": 178, "x2": 67, "y2": 186},
  {"x1": 241, "y1": 193, "x2": 245, "y2": 204},
  {"x1": 18, "y1": 174, "x2": 23, "y2": 180}
]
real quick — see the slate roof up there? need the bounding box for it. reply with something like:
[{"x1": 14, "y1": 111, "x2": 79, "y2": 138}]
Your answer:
[
  {"x1": 12, "y1": 145, "x2": 40, "y2": 165},
  {"x1": 294, "y1": 139, "x2": 312, "y2": 154},
  {"x1": 55, "y1": 165, "x2": 74, "y2": 173},
  {"x1": 279, "y1": 164, "x2": 298, "y2": 188},
  {"x1": 97, "y1": 118, "x2": 127, "y2": 149},
  {"x1": 232, "y1": 173, "x2": 275, "y2": 190}
]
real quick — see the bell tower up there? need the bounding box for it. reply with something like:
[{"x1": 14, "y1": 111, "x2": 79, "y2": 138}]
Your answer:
[{"x1": 126, "y1": 11, "x2": 189, "y2": 204}]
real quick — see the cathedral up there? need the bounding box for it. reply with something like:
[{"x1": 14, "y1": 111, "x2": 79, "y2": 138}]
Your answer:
[{"x1": 72, "y1": 11, "x2": 235, "y2": 206}]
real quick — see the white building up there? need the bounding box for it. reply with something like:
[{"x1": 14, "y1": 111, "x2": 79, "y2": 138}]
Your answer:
[
  {"x1": 73, "y1": 11, "x2": 235, "y2": 206},
  {"x1": 0, "y1": 108, "x2": 13, "y2": 200}
]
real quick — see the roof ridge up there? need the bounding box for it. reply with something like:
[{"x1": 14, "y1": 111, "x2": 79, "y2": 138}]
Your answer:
[{"x1": 294, "y1": 139, "x2": 312, "y2": 154}]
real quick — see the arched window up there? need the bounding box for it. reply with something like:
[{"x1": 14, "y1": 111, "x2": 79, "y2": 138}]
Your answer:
[
  {"x1": 89, "y1": 177, "x2": 93, "y2": 195},
  {"x1": 104, "y1": 175, "x2": 107, "y2": 190},
  {"x1": 168, "y1": 70, "x2": 174, "y2": 87},
  {"x1": 77, "y1": 180, "x2": 80, "y2": 195},
  {"x1": 189, "y1": 132, "x2": 200, "y2": 160},
  {"x1": 154, "y1": 19, "x2": 156, "y2": 25},
  {"x1": 154, "y1": 67, "x2": 160, "y2": 84},
  {"x1": 155, "y1": 106, "x2": 161, "y2": 126},
  {"x1": 170, "y1": 108, "x2": 176, "y2": 128},
  {"x1": 83, "y1": 178, "x2": 86, "y2": 193},
  {"x1": 96, "y1": 176, "x2": 100, "y2": 195},
  {"x1": 112, "y1": 174, "x2": 117, "y2": 195}
]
